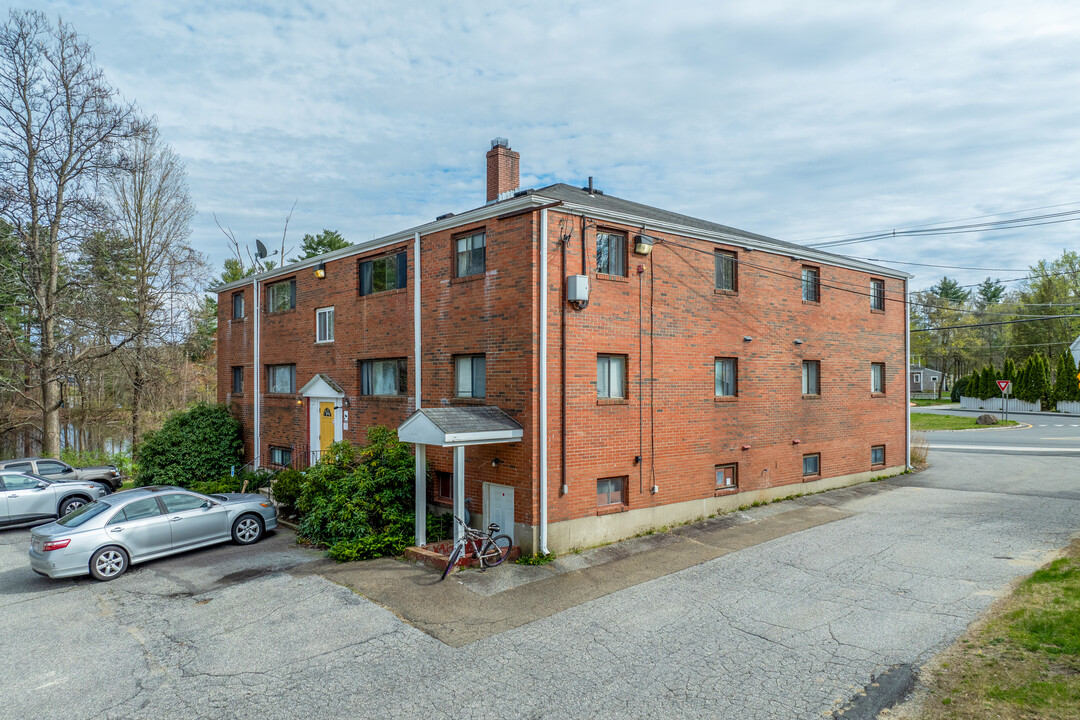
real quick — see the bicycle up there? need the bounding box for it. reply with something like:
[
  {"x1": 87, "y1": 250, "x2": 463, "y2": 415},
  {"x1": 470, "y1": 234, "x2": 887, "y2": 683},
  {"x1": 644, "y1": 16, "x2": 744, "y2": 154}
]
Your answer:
[{"x1": 440, "y1": 516, "x2": 513, "y2": 581}]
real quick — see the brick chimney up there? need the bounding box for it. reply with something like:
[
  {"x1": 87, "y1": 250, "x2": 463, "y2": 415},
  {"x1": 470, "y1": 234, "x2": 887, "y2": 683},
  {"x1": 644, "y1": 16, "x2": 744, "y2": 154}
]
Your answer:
[{"x1": 486, "y1": 137, "x2": 520, "y2": 202}]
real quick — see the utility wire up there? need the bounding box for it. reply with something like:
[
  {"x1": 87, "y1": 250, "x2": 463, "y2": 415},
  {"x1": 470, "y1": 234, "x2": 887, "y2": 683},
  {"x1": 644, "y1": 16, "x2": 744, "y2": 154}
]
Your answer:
[
  {"x1": 912, "y1": 315, "x2": 1077, "y2": 332},
  {"x1": 853, "y1": 257, "x2": 1025, "y2": 272}
]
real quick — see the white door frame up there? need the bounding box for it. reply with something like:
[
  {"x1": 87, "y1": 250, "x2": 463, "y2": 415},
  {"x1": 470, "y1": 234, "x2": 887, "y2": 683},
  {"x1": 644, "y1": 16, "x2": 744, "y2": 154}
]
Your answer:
[{"x1": 308, "y1": 398, "x2": 343, "y2": 463}]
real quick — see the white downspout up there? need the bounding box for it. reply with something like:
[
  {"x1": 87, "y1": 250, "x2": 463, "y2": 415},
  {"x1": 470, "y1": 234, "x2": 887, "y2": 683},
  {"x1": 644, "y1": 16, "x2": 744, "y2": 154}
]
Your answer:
[
  {"x1": 539, "y1": 209, "x2": 549, "y2": 554},
  {"x1": 253, "y1": 276, "x2": 261, "y2": 470},
  {"x1": 905, "y1": 280, "x2": 911, "y2": 468},
  {"x1": 413, "y1": 231, "x2": 426, "y2": 546}
]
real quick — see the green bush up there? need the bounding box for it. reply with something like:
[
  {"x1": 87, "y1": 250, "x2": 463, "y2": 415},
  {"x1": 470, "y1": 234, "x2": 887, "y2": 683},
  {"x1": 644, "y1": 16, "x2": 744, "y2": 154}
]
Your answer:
[
  {"x1": 188, "y1": 469, "x2": 272, "y2": 496},
  {"x1": 426, "y1": 512, "x2": 453, "y2": 542},
  {"x1": 951, "y1": 375, "x2": 968, "y2": 402},
  {"x1": 270, "y1": 469, "x2": 305, "y2": 514},
  {"x1": 134, "y1": 403, "x2": 243, "y2": 487},
  {"x1": 296, "y1": 427, "x2": 415, "y2": 557},
  {"x1": 59, "y1": 448, "x2": 135, "y2": 478}
]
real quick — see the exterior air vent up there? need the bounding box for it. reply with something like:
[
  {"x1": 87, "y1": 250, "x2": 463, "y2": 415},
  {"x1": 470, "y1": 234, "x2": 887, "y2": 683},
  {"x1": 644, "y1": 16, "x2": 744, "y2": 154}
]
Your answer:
[{"x1": 436, "y1": 212, "x2": 455, "y2": 221}]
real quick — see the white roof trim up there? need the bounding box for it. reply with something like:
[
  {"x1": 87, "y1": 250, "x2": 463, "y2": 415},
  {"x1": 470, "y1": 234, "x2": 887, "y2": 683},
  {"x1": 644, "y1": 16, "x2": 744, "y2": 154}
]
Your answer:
[
  {"x1": 299, "y1": 374, "x2": 344, "y2": 398},
  {"x1": 397, "y1": 412, "x2": 524, "y2": 448}
]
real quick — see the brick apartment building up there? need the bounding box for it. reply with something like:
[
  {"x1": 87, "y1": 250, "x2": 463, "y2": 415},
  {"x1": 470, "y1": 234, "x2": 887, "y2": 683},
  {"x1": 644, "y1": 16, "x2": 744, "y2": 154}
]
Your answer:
[{"x1": 215, "y1": 139, "x2": 910, "y2": 554}]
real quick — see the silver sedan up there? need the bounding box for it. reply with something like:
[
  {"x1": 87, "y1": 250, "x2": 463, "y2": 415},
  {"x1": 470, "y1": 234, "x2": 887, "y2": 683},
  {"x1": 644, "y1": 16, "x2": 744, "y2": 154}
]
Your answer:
[{"x1": 29, "y1": 485, "x2": 278, "y2": 581}]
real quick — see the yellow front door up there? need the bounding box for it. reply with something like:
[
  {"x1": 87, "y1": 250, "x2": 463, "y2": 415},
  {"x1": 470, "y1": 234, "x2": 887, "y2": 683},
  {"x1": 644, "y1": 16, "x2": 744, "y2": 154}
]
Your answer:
[{"x1": 319, "y1": 402, "x2": 335, "y2": 453}]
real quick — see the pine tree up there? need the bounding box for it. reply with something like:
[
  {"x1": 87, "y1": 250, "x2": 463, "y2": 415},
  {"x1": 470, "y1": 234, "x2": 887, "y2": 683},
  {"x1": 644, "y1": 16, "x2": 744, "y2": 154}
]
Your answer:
[{"x1": 1052, "y1": 351, "x2": 1075, "y2": 408}]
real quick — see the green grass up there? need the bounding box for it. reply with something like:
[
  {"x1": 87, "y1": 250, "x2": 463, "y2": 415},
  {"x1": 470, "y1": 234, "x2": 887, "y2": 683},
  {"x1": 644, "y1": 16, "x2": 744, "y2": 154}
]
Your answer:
[
  {"x1": 516, "y1": 552, "x2": 556, "y2": 566},
  {"x1": 911, "y1": 413, "x2": 1019, "y2": 431},
  {"x1": 920, "y1": 540, "x2": 1080, "y2": 720},
  {"x1": 912, "y1": 398, "x2": 954, "y2": 406}
]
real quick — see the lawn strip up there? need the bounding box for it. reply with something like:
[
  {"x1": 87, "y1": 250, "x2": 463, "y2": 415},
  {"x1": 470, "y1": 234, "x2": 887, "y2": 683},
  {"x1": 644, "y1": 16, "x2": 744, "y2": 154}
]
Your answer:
[{"x1": 910, "y1": 413, "x2": 1019, "y2": 431}]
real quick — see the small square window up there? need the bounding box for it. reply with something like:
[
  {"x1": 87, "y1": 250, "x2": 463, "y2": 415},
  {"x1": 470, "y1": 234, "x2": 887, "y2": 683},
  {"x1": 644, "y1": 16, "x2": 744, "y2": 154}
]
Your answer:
[
  {"x1": 597, "y1": 354, "x2": 627, "y2": 399},
  {"x1": 871, "y1": 445, "x2": 885, "y2": 466},
  {"x1": 597, "y1": 476, "x2": 626, "y2": 506},
  {"x1": 315, "y1": 307, "x2": 335, "y2": 343},
  {"x1": 267, "y1": 279, "x2": 296, "y2": 313},
  {"x1": 715, "y1": 358, "x2": 737, "y2": 397},
  {"x1": 232, "y1": 292, "x2": 244, "y2": 319},
  {"x1": 435, "y1": 470, "x2": 453, "y2": 502},
  {"x1": 269, "y1": 446, "x2": 292, "y2": 467},
  {"x1": 801, "y1": 267, "x2": 820, "y2": 302},
  {"x1": 871, "y1": 363, "x2": 886, "y2": 394},
  {"x1": 231, "y1": 366, "x2": 243, "y2": 394},
  {"x1": 455, "y1": 355, "x2": 486, "y2": 398},
  {"x1": 870, "y1": 279, "x2": 885, "y2": 311},
  {"x1": 716, "y1": 464, "x2": 737, "y2": 490},
  {"x1": 359, "y1": 251, "x2": 407, "y2": 295},
  {"x1": 596, "y1": 231, "x2": 627, "y2": 276},
  {"x1": 455, "y1": 232, "x2": 486, "y2": 277},
  {"x1": 360, "y1": 359, "x2": 407, "y2": 396},
  {"x1": 802, "y1": 360, "x2": 820, "y2": 396},
  {"x1": 715, "y1": 251, "x2": 737, "y2": 291},
  {"x1": 267, "y1": 364, "x2": 295, "y2": 394},
  {"x1": 803, "y1": 453, "x2": 820, "y2": 477}
]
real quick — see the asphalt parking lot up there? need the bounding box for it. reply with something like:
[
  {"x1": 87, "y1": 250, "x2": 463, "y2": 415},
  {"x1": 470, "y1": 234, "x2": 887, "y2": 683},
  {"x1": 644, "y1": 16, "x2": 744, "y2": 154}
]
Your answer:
[{"x1": 3, "y1": 449, "x2": 1079, "y2": 720}]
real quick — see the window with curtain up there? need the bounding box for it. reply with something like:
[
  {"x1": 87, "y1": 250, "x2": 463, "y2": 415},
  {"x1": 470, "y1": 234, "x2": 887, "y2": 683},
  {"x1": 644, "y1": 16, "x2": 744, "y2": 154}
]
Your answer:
[
  {"x1": 802, "y1": 360, "x2": 820, "y2": 395},
  {"x1": 871, "y1": 363, "x2": 885, "y2": 393},
  {"x1": 715, "y1": 358, "x2": 737, "y2": 397},
  {"x1": 596, "y1": 231, "x2": 627, "y2": 276},
  {"x1": 455, "y1": 232, "x2": 486, "y2": 277},
  {"x1": 267, "y1": 279, "x2": 295, "y2": 312},
  {"x1": 455, "y1": 355, "x2": 486, "y2": 398},
  {"x1": 267, "y1": 364, "x2": 295, "y2": 394},
  {"x1": 597, "y1": 354, "x2": 626, "y2": 398},
  {"x1": 360, "y1": 359, "x2": 407, "y2": 396}
]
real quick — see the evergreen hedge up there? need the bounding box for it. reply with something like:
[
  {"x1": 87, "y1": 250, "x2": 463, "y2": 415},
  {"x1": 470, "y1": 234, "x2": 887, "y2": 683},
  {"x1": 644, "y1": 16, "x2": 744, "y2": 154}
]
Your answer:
[{"x1": 134, "y1": 403, "x2": 244, "y2": 487}]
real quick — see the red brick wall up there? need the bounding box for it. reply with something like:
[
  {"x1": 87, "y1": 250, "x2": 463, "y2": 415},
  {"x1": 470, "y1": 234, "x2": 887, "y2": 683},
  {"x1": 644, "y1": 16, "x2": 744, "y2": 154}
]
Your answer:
[{"x1": 217, "y1": 204, "x2": 906, "y2": 533}]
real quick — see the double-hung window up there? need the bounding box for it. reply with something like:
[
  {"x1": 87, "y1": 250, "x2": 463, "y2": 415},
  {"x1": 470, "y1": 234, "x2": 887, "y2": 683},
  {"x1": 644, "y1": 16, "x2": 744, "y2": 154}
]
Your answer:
[
  {"x1": 267, "y1": 279, "x2": 296, "y2": 313},
  {"x1": 870, "y1": 279, "x2": 885, "y2": 311},
  {"x1": 596, "y1": 231, "x2": 627, "y2": 276},
  {"x1": 359, "y1": 251, "x2": 407, "y2": 295},
  {"x1": 597, "y1": 354, "x2": 627, "y2": 399},
  {"x1": 716, "y1": 464, "x2": 737, "y2": 490},
  {"x1": 801, "y1": 267, "x2": 820, "y2": 302},
  {"x1": 715, "y1": 251, "x2": 737, "y2": 291},
  {"x1": 269, "y1": 446, "x2": 292, "y2": 467},
  {"x1": 803, "y1": 453, "x2": 820, "y2": 477},
  {"x1": 597, "y1": 477, "x2": 625, "y2": 506},
  {"x1": 802, "y1": 360, "x2": 820, "y2": 395},
  {"x1": 455, "y1": 232, "x2": 486, "y2": 277},
  {"x1": 231, "y1": 366, "x2": 243, "y2": 394},
  {"x1": 232, "y1": 292, "x2": 244, "y2": 319},
  {"x1": 871, "y1": 363, "x2": 885, "y2": 394},
  {"x1": 360, "y1": 359, "x2": 407, "y2": 396},
  {"x1": 267, "y1": 364, "x2": 295, "y2": 394},
  {"x1": 455, "y1": 355, "x2": 486, "y2": 398},
  {"x1": 715, "y1": 358, "x2": 737, "y2": 397},
  {"x1": 316, "y1": 307, "x2": 334, "y2": 343}
]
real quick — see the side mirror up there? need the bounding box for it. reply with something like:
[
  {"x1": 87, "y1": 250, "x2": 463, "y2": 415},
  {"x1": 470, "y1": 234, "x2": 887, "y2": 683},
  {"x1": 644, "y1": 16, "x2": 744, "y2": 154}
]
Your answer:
[
  {"x1": 62, "y1": 466, "x2": 74, "y2": 474},
  {"x1": 203, "y1": 500, "x2": 214, "y2": 509},
  {"x1": 36, "y1": 481, "x2": 48, "y2": 489}
]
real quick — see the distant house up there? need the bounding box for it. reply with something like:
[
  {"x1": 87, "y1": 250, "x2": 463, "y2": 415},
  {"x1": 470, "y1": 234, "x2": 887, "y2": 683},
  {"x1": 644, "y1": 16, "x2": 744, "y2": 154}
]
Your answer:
[{"x1": 909, "y1": 365, "x2": 942, "y2": 393}]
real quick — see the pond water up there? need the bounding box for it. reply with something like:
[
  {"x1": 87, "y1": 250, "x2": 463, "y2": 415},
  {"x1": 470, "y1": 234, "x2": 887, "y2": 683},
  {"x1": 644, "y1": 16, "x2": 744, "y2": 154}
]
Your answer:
[{"x1": 0, "y1": 422, "x2": 130, "y2": 460}]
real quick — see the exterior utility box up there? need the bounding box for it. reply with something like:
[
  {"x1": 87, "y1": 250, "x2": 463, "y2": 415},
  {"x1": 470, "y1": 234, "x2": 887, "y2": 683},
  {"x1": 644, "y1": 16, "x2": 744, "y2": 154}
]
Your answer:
[{"x1": 567, "y1": 274, "x2": 589, "y2": 303}]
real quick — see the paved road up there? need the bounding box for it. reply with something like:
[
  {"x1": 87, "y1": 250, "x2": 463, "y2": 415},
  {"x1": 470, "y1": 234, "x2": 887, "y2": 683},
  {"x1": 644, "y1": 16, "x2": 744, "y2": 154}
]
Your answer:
[
  {"x1": 2, "y1": 449, "x2": 1079, "y2": 720},
  {"x1": 915, "y1": 404, "x2": 1080, "y2": 455}
]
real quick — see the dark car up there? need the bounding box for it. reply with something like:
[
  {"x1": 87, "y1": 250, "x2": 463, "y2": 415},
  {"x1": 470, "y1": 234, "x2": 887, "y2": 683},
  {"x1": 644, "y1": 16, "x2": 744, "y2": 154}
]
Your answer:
[{"x1": 0, "y1": 457, "x2": 123, "y2": 491}]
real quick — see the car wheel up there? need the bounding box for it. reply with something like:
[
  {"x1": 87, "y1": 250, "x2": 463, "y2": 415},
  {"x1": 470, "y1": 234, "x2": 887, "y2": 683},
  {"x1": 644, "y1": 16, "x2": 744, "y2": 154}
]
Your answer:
[
  {"x1": 232, "y1": 514, "x2": 264, "y2": 545},
  {"x1": 89, "y1": 546, "x2": 129, "y2": 581},
  {"x1": 59, "y1": 495, "x2": 89, "y2": 517}
]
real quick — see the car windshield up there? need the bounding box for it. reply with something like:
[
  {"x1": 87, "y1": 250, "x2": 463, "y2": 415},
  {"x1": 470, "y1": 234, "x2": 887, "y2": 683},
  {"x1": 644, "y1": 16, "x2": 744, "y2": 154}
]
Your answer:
[{"x1": 56, "y1": 501, "x2": 110, "y2": 527}]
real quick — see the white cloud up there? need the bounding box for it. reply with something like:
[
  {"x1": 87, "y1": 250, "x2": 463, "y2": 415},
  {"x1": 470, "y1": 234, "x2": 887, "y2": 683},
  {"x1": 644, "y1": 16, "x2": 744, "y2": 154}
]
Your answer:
[{"x1": 33, "y1": 0, "x2": 1080, "y2": 290}]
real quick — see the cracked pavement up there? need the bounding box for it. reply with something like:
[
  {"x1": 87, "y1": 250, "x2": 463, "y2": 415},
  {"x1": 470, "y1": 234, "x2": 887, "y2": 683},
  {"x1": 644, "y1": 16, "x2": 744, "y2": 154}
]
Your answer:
[{"x1": 2, "y1": 449, "x2": 1078, "y2": 719}]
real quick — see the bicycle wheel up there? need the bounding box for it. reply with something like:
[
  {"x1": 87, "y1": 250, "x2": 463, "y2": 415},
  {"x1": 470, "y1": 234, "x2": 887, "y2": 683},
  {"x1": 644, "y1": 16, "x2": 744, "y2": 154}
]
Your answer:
[
  {"x1": 440, "y1": 545, "x2": 463, "y2": 581},
  {"x1": 479, "y1": 534, "x2": 512, "y2": 569}
]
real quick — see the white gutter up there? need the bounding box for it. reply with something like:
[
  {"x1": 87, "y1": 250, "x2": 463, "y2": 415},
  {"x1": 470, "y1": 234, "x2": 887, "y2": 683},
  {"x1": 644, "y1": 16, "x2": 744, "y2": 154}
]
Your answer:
[
  {"x1": 539, "y1": 208, "x2": 550, "y2": 555},
  {"x1": 905, "y1": 281, "x2": 911, "y2": 468},
  {"x1": 253, "y1": 276, "x2": 261, "y2": 470}
]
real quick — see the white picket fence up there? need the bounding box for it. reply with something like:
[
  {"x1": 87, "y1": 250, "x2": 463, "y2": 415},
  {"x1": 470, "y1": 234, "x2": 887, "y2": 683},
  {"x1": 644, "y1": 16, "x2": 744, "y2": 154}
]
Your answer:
[
  {"x1": 959, "y1": 396, "x2": 1041, "y2": 413},
  {"x1": 1056, "y1": 400, "x2": 1080, "y2": 414}
]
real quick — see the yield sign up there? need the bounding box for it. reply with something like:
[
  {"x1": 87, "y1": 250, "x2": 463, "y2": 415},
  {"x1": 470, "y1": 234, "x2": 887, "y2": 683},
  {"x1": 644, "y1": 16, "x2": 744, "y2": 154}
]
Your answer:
[{"x1": 997, "y1": 380, "x2": 1012, "y2": 393}]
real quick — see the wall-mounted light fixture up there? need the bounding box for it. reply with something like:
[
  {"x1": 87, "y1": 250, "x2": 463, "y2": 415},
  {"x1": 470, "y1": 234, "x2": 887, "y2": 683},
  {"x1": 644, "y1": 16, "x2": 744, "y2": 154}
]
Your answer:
[
  {"x1": 743, "y1": 336, "x2": 753, "y2": 343},
  {"x1": 491, "y1": 458, "x2": 501, "y2": 467},
  {"x1": 296, "y1": 397, "x2": 303, "y2": 406},
  {"x1": 314, "y1": 262, "x2": 326, "y2": 279},
  {"x1": 794, "y1": 339, "x2": 804, "y2": 345},
  {"x1": 633, "y1": 233, "x2": 654, "y2": 256}
]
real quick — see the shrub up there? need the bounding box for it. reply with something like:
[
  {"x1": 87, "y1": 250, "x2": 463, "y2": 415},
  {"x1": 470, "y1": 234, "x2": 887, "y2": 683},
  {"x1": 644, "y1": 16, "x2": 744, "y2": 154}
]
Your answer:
[
  {"x1": 188, "y1": 469, "x2": 272, "y2": 496},
  {"x1": 426, "y1": 512, "x2": 453, "y2": 542},
  {"x1": 134, "y1": 403, "x2": 243, "y2": 487},
  {"x1": 951, "y1": 375, "x2": 969, "y2": 402},
  {"x1": 270, "y1": 469, "x2": 305, "y2": 514},
  {"x1": 327, "y1": 533, "x2": 412, "y2": 562},
  {"x1": 60, "y1": 448, "x2": 135, "y2": 478}
]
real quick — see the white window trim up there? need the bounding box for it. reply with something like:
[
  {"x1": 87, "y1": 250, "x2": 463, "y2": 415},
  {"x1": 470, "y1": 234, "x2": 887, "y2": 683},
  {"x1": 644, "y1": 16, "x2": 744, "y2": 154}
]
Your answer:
[{"x1": 315, "y1": 306, "x2": 335, "y2": 344}]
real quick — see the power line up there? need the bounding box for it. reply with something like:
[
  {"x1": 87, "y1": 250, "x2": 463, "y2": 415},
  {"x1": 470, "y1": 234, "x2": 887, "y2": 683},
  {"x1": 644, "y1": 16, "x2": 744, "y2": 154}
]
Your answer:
[
  {"x1": 912, "y1": 315, "x2": 1077, "y2": 332},
  {"x1": 853, "y1": 257, "x2": 1025, "y2": 272}
]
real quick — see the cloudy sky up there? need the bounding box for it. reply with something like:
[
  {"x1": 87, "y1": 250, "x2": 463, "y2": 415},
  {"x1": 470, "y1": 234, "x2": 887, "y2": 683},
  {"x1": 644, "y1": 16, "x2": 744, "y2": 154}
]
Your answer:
[{"x1": 30, "y1": 0, "x2": 1080, "y2": 292}]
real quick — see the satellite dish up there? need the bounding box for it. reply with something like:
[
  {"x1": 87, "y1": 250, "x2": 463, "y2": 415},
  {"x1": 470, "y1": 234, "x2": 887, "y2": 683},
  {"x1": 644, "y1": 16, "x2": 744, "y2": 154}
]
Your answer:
[{"x1": 255, "y1": 239, "x2": 268, "y2": 259}]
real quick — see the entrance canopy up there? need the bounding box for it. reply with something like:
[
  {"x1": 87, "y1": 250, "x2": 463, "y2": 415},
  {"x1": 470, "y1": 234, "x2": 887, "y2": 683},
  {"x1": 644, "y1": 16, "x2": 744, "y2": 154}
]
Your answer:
[
  {"x1": 299, "y1": 373, "x2": 344, "y2": 398},
  {"x1": 398, "y1": 406, "x2": 522, "y2": 447},
  {"x1": 398, "y1": 406, "x2": 523, "y2": 547}
]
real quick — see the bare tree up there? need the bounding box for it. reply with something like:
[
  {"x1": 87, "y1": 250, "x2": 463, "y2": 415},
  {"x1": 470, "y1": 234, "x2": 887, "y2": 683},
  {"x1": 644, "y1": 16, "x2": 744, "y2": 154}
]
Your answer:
[
  {"x1": 0, "y1": 10, "x2": 138, "y2": 456},
  {"x1": 109, "y1": 118, "x2": 203, "y2": 445}
]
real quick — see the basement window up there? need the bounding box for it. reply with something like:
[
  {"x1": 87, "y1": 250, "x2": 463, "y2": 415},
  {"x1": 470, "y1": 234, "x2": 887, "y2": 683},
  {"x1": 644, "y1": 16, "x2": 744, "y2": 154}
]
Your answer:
[
  {"x1": 716, "y1": 464, "x2": 737, "y2": 490},
  {"x1": 802, "y1": 453, "x2": 820, "y2": 477},
  {"x1": 597, "y1": 476, "x2": 626, "y2": 506},
  {"x1": 871, "y1": 446, "x2": 885, "y2": 467}
]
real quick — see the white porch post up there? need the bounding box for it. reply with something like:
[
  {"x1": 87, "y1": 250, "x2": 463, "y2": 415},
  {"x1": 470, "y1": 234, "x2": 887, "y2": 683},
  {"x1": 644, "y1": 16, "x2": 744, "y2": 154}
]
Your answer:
[
  {"x1": 453, "y1": 445, "x2": 465, "y2": 544},
  {"x1": 414, "y1": 443, "x2": 426, "y2": 546}
]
